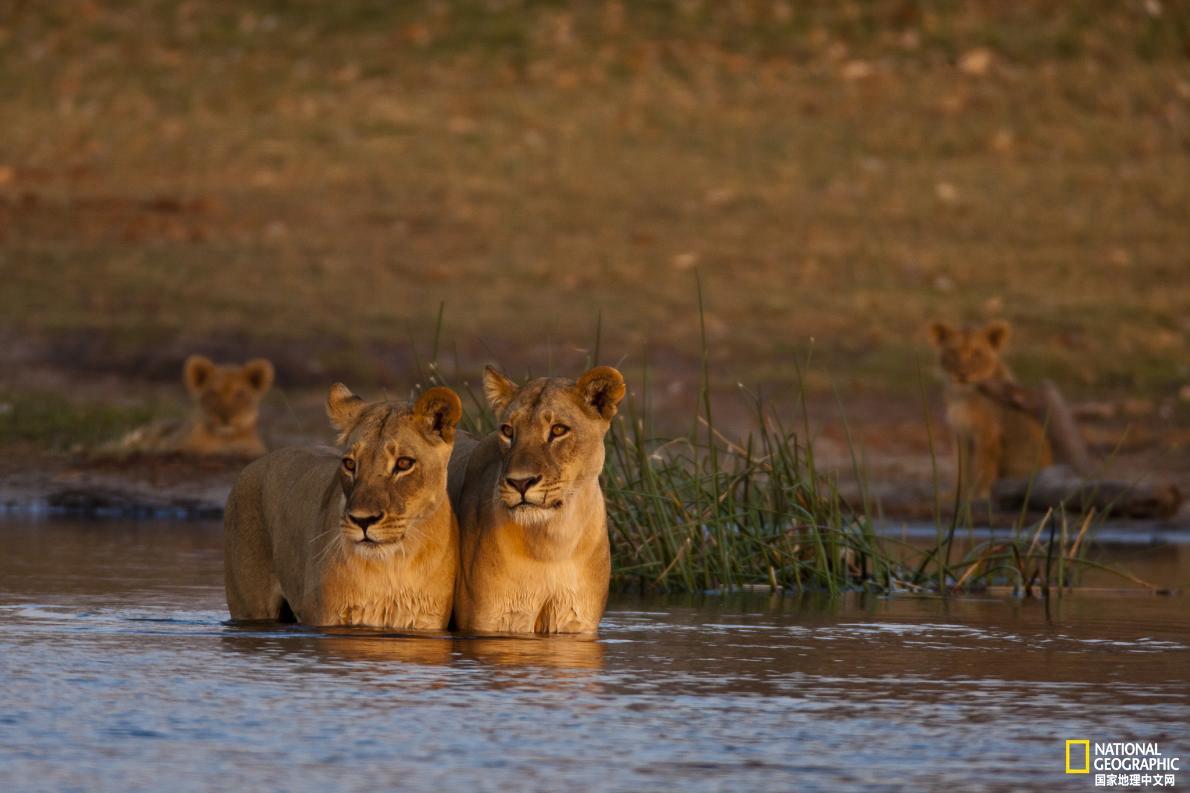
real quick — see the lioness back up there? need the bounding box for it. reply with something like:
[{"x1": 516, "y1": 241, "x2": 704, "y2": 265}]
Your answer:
[
  {"x1": 224, "y1": 445, "x2": 342, "y2": 617},
  {"x1": 224, "y1": 385, "x2": 463, "y2": 630}
]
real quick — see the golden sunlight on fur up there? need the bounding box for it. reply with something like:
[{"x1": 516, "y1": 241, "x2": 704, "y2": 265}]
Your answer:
[
  {"x1": 115, "y1": 355, "x2": 274, "y2": 457},
  {"x1": 223, "y1": 384, "x2": 462, "y2": 629},
  {"x1": 448, "y1": 365, "x2": 626, "y2": 635},
  {"x1": 928, "y1": 321, "x2": 1053, "y2": 498}
]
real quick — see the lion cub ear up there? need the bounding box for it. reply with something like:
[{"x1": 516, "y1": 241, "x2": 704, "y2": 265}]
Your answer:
[
  {"x1": 926, "y1": 322, "x2": 955, "y2": 348},
  {"x1": 326, "y1": 383, "x2": 367, "y2": 442},
  {"x1": 242, "y1": 358, "x2": 275, "y2": 395},
  {"x1": 483, "y1": 366, "x2": 518, "y2": 414},
  {"x1": 575, "y1": 366, "x2": 626, "y2": 421},
  {"x1": 183, "y1": 355, "x2": 216, "y2": 396},
  {"x1": 983, "y1": 320, "x2": 1011, "y2": 350},
  {"x1": 414, "y1": 387, "x2": 463, "y2": 444}
]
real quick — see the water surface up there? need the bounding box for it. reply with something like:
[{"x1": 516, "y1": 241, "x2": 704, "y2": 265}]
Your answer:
[{"x1": 1, "y1": 520, "x2": 1186, "y2": 792}]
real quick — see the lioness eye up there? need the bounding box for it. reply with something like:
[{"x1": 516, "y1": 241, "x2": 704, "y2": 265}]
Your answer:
[
  {"x1": 342, "y1": 457, "x2": 355, "y2": 472},
  {"x1": 394, "y1": 456, "x2": 415, "y2": 473},
  {"x1": 500, "y1": 424, "x2": 514, "y2": 439},
  {"x1": 550, "y1": 424, "x2": 569, "y2": 438}
]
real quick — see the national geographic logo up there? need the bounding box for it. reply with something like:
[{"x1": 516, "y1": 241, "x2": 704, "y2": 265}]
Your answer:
[{"x1": 1065, "y1": 739, "x2": 1181, "y2": 788}]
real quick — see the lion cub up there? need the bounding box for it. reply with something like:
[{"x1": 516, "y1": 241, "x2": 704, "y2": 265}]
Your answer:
[
  {"x1": 117, "y1": 355, "x2": 274, "y2": 457},
  {"x1": 928, "y1": 321, "x2": 1053, "y2": 498},
  {"x1": 448, "y1": 366, "x2": 626, "y2": 635},
  {"x1": 224, "y1": 385, "x2": 462, "y2": 630}
]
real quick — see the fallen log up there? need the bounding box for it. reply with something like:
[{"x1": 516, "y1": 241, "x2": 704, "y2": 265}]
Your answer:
[{"x1": 993, "y1": 464, "x2": 1183, "y2": 520}]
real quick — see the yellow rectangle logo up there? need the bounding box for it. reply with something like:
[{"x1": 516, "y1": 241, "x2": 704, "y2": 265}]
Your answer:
[{"x1": 1066, "y1": 739, "x2": 1090, "y2": 774}]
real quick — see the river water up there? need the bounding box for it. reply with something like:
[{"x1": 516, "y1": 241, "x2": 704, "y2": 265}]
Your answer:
[{"x1": 0, "y1": 519, "x2": 1186, "y2": 792}]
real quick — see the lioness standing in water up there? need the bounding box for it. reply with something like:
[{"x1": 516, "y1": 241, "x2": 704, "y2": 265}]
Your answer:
[
  {"x1": 224, "y1": 385, "x2": 462, "y2": 629},
  {"x1": 928, "y1": 320, "x2": 1053, "y2": 498},
  {"x1": 448, "y1": 366, "x2": 625, "y2": 635}
]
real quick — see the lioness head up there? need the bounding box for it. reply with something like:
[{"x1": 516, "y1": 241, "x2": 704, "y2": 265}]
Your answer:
[
  {"x1": 327, "y1": 384, "x2": 462, "y2": 558},
  {"x1": 184, "y1": 355, "x2": 274, "y2": 436},
  {"x1": 927, "y1": 320, "x2": 1010, "y2": 385},
  {"x1": 482, "y1": 365, "x2": 626, "y2": 527}
]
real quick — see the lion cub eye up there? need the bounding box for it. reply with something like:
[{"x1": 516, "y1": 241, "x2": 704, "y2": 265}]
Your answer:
[
  {"x1": 550, "y1": 424, "x2": 570, "y2": 438},
  {"x1": 393, "y1": 456, "x2": 415, "y2": 473},
  {"x1": 342, "y1": 457, "x2": 356, "y2": 473},
  {"x1": 500, "y1": 424, "x2": 514, "y2": 439}
]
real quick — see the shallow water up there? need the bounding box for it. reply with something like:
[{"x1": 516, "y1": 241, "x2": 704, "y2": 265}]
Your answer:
[{"x1": 0, "y1": 520, "x2": 1187, "y2": 792}]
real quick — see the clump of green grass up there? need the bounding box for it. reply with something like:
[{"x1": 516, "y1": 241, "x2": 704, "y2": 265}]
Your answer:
[
  {"x1": 598, "y1": 280, "x2": 881, "y2": 594},
  {"x1": 420, "y1": 296, "x2": 1140, "y2": 597},
  {"x1": 599, "y1": 368, "x2": 1136, "y2": 596},
  {"x1": 602, "y1": 377, "x2": 882, "y2": 594}
]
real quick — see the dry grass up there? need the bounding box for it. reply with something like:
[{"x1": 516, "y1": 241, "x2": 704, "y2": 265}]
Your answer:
[{"x1": 1, "y1": 0, "x2": 1188, "y2": 410}]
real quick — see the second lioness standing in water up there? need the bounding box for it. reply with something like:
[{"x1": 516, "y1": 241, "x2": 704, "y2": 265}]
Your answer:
[
  {"x1": 448, "y1": 366, "x2": 626, "y2": 635},
  {"x1": 224, "y1": 385, "x2": 462, "y2": 630}
]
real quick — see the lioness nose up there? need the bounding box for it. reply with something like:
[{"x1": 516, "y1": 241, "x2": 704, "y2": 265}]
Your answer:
[
  {"x1": 347, "y1": 512, "x2": 383, "y2": 530},
  {"x1": 505, "y1": 476, "x2": 541, "y2": 496}
]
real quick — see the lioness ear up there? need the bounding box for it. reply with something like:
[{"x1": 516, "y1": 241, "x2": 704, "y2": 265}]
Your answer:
[
  {"x1": 483, "y1": 365, "x2": 518, "y2": 414},
  {"x1": 575, "y1": 366, "x2": 626, "y2": 421},
  {"x1": 242, "y1": 358, "x2": 275, "y2": 394},
  {"x1": 414, "y1": 387, "x2": 463, "y2": 443},
  {"x1": 326, "y1": 383, "x2": 366, "y2": 442},
  {"x1": 984, "y1": 320, "x2": 1011, "y2": 350},
  {"x1": 927, "y1": 322, "x2": 954, "y2": 348},
  {"x1": 183, "y1": 355, "x2": 216, "y2": 396}
]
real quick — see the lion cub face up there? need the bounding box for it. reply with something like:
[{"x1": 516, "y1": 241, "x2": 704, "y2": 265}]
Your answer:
[
  {"x1": 483, "y1": 365, "x2": 626, "y2": 527},
  {"x1": 184, "y1": 355, "x2": 274, "y2": 436},
  {"x1": 327, "y1": 385, "x2": 462, "y2": 559},
  {"x1": 927, "y1": 321, "x2": 1011, "y2": 385}
]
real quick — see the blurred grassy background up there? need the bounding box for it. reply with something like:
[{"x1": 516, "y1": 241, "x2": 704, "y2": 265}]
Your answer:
[{"x1": 1, "y1": 0, "x2": 1187, "y2": 434}]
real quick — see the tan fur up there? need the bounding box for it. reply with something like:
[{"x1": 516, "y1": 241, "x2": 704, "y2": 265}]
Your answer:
[
  {"x1": 928, "y1": 321, "x2": 1053, "y2": 498},
  {"x1": 224, "y1": 385, "x2": 462, "y2": 630},
  {"x1": 117, "y1": 355, "x2": 274, "y2": 457},
  {"x1": 448, "y1": 365, "x2": 625, "y2": 635}
]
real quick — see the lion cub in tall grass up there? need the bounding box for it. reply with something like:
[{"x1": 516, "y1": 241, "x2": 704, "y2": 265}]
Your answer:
[
  {"x1": 224, "y1": 385, "x2": 462, "y2": 630},
  {"x1": 928, "y1": 320, "x2": 1053, "y2": 498},
  {"x1": 448, "y1": 366, "x2": 625, "y2": 635},
  {"x1": 116, "y1": 355, "x2": 274, "y2": 458}
]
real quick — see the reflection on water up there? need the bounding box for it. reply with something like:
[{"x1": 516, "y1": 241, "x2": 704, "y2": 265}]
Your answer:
[
  {"x1": 218, "y1": 630, "x2": 605, "y2": 672},
  {"x1": 0, "y1": 520, "x2": 1187, "y2": 792}
]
